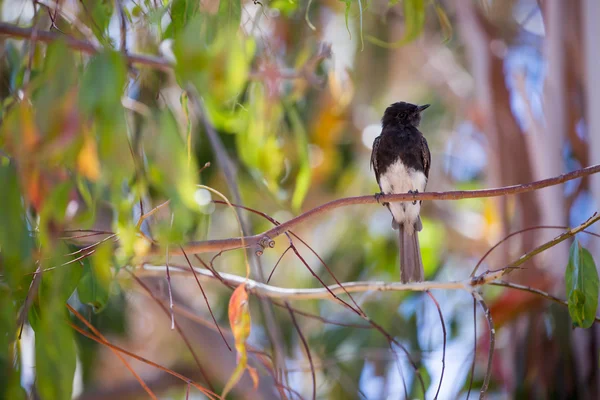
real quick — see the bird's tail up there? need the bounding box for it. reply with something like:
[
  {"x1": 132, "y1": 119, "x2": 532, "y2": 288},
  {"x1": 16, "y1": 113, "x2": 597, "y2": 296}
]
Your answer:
[{"x1": 398, "y1": 224, "x2": 424, "y2": 283}]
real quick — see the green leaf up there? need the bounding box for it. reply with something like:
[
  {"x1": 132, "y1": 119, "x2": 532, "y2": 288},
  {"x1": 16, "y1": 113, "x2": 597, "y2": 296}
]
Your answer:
[
  {"x1": 434, "y1": 3, "x2": 453, "y2": 43},
  {"x1": 81, "y1": 0, "x2": 114, "y2": 43},
  {"x1": 217, "y1": 0, "x2": 242, "y2": 29},
  {"x1": 80, "y1": 51, "x2": 126, "y2": 118},
  {"x1": 170, "y1": 0, "x2": 198, "y2": 36},
  {"x1": 77, "y1": 241, "x2": 113, "y2": 313},
  {"x1": 35, "y1": 308, "x2": 77, "y2": 400},
  {"x1": 34, "y1": 41, "x2": 77, "y2": 131},
  {"x1": 367, "y1": 0, "x2": 426, "y2": 48},
  {"x1": 80, "y1": 51, "x2": 133, "y2": 182},
  {"x1": 565, "y1": 239, "x2": 599, "y2": 329},
  {"x1": 0, "y1": 285, "x2": 26, "y2": 400},
  {"x1": 237, "y1": 83, "x2": 284, "y2": 194},
  {"x1": 286, "y1": 104, "x2": 311, "y2": 211},
  {"x1": 0, "y1": 162, "x2": 35, "y2": 294},
  {"x1": 339, "y1": 0, "x2": 352, "y2": 38}
]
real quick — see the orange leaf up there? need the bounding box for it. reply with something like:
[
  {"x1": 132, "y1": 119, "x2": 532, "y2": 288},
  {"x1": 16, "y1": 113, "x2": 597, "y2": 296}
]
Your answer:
[
  {"x1": 222, "y1": 284, "x2": 258, "y2": 397},
  {"x1": 228, "y1": 283, "x2": 251, "y2": 349}
]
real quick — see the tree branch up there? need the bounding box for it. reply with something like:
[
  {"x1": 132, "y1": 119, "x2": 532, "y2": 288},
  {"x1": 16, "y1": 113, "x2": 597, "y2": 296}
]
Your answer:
[
  {"x1": 154, "y1": 164, "x2": 600, "y2": 257},
  {"x1": 136, "y1": 212, "x2": 600, "y2": 307},
  {"x1": 0, "y1": 22, "x2": 172, "y2": 71}
]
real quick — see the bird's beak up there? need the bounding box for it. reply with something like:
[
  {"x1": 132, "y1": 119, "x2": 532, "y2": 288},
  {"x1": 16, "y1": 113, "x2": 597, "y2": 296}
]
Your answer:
[{"x1": 417, "y1": 104, "x2": 430, "y2": 112}]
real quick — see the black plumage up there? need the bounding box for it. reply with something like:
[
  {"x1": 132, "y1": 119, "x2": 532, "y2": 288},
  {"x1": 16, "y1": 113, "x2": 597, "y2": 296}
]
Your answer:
[{"x1": 370, "y1": 102, "x2": 431, "y2": 283}]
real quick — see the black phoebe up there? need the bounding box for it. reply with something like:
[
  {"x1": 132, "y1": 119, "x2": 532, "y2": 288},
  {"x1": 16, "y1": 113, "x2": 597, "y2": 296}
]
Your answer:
[{"x1": 371, "y1": 102, "x2": 431, "y2": 283}]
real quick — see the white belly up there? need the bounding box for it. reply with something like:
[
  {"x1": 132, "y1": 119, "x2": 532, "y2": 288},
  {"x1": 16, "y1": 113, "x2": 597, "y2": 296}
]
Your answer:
[{"x1": 379, "y1": 160, "x2": 427, "y2": 232}]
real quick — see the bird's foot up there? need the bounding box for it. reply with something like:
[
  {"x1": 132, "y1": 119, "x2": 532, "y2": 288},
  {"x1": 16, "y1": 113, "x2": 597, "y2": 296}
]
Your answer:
[
  {"x1": 408, "y1": 190, "x2": 419, "y2": 205},
  {"x1": 375, "y1": 192, "x2": 389, "y2": 207}
]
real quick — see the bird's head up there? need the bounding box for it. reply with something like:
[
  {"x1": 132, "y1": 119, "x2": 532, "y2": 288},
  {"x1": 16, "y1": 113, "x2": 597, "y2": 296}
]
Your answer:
[{"x1": 381, "y1": 102, "x2": 430, "y2": 128}]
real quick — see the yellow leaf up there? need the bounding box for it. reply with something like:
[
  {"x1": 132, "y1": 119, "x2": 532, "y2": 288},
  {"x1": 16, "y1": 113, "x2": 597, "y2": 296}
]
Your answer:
[{"x1": 77, "y1": 132, "x2": 101, "y2": 181}]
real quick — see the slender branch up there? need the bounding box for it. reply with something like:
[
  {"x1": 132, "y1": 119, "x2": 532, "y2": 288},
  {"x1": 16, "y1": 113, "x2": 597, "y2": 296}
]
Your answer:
[
  {"x1": 0, "y1": 22, "x2": 171, "y2": 70},
  {"x1": 285, "y1": 303, "x2": 316, "y2": 400},
  {"x1": 466, "y1": 295, "x2": 476, "y2": 400},
  {"x1": 490, "y1": 281, "x2": 600, "y2": 323},
  {"x1": 0, "y1": 21, "x2": 329, "y2": 79},
  {"x1": 159, "y1": 164, "x2": 600, "y2": 257},
  {"x1": 473, "y1": 292, "x2": 494, "y2": 400},
  {"x1": 426, "y1": 291, "x2": 446, "y2": 400},
  {"x1": 139, "y1": 264, "x2": 468, "y2": 299}
]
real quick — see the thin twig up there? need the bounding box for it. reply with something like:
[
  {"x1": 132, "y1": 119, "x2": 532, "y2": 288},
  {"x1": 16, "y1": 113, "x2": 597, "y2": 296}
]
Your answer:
[
  {"x1": 472, "y1": 292, "x2": 494, "y2": 399},
  {"x1": 67, "y1": 304, "x2": 158, "y2": 400},
  {"x1": 268, "y1": 246, "x2": 291, "y2": 283},
  {"x1": 179, "y1": 246, "x2": 232, "y2": 351},
  {"x1": 466, "y1": 295, "x2": 477, "y2": 400},
  {"x1": 0, "y1": 22, "x2": 171, "y2": 71},
  {"x1": 69, "y1": 322, "x2": 220, "y2": 399},
  {"x1": 426, "y1": 291, "x2": 446, "y2": 400},
  {"x1": 165, "y1": 242, "x2": 175, "y2": 330},
  {"x1": 116, "y1": 0, "x2": 127, "y2": 52},
  {"x1": 129, "y1": 272, "x2": 217, "y2": 392},
  {"x1": 490, "y1": 281, "x2": 600, "y2": 323},
  {"x1": 471, "y1": 225, "x2": 600, "y2": 277},
  {"x1": 286, "y1": 303, "x2": 316, "y2": 400}
]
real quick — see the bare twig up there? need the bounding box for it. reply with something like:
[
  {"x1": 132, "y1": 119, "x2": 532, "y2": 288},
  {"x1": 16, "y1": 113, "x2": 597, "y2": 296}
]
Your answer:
[
  {"x1": 116, "y1": 0, "x2": 127, "y2": 52},
  {"x1": 466, "y1": 295, "x2": 477, "y2": 400},
  {"x1": 160, "y1": 164, "x2": 600, "y2": 256},
  {"x1": 129, "y1": 273, "x2": 217, "y2": 392},
  {"x1": 473, "y1": 292, "x2": 494, "y2": 399},
  {"x1": 471, "y1": 225, "x2": 600, "y2": 277},
  {"x1": 490, "y1": 281, "x2": 600, "y2": 323},
  {"x1": 67, "y1": 304, "x2": 158, "y2": 400},
  {"x1": 180, "y1": 246, "x2": 232, "y2": 351},
  {"x1": 426, "y1": 291, "x2": 446, "y2": 400},
  {"x1": 69, "y1": 322, "x2": 220, "y2": 399},
  {"x1": 0, "y1": 22, "x2": 171, "y2": 71},
  {"x1": 286, "y1": 303, "x2": 316, "y2": 400}
]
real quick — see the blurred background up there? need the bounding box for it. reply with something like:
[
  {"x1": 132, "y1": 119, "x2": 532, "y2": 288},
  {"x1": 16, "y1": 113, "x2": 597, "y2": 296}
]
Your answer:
[{"x1": 1, "y1": 0, "x2": 599, "y2": 399}]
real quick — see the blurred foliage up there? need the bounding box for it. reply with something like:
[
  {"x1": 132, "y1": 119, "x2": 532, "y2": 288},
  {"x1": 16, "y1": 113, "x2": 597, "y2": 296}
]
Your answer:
[{"x1": 0, "y1": 0, "x2": 598, "y2": 399}]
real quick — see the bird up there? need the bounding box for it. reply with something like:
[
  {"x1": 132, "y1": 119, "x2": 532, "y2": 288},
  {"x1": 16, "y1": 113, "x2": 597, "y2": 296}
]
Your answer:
[{"x1": 370, "y1": 101, "x2": 431, "y2": 283}]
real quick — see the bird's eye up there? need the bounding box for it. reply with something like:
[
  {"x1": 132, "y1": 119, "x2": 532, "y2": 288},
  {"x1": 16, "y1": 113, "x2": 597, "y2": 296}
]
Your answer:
[{"x1": 399, "y1": 112, "x2": 407, "y2": 119}]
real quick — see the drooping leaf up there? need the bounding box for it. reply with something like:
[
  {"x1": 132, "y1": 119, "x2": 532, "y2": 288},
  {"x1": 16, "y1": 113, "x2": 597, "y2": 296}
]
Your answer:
[
  {"x1": 80, "y1": 51, "x2": 126, "y2": 119},
  {"x1": 0, "y1": 285, "x2": 27, "y2": 400},
  {"x1": 217, "y1": 0, "x2": 242, "y2": 29},
  {"x1": 237, "y1": 83, "x2": 284, "y2": 194},
  {"x1": 434, "y1": 3, "x2": 453, "y2": 43},
  {"x1": 33, "y1": 239, "x2": 81, "y2": 400},
  {"x1": 170, "y1": 0, "x2": 198, "y2": 36},
  {"x1": 565, "y1": 239, "x2": 599, "y2": 329},
  {"x1": 34, "y1": 41, "x2": 78, "y2": 129},
  {"x1": 77, "y1": 128, "x2": 101, "y2": 181},
  {"x1": 80, "y1": 0, "x2": 114, "y2": 43},
  {"x1": 77, "y1": 240, "x2": 113, "y2": 313},
  {"x1": 0, "y1": 161, "x2": 35, "y2": 294},
  {"x1": 35, "y1": 307, "x2": 77, "y2": 400},
  {"x1": 80, "y1": 51, "x2": 133, "y2": 182},
  {"x1": 222, "y1": 284, "x2": 257, "y2": 397},
  {"x1": 287, "y1": 104, "x2": 311, "y2": 211},
  {"x1": 367, "y1": 0, "x2": 426, "y2": 48}
]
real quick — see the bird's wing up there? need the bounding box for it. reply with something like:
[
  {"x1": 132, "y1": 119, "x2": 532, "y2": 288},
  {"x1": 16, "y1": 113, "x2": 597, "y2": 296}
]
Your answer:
[
  {"x1": 371, "y1": 135, "x2": 382, "y2": 186},
  {"x1": 421, "y1": 135, "x2": 431, "y2": 180}
]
